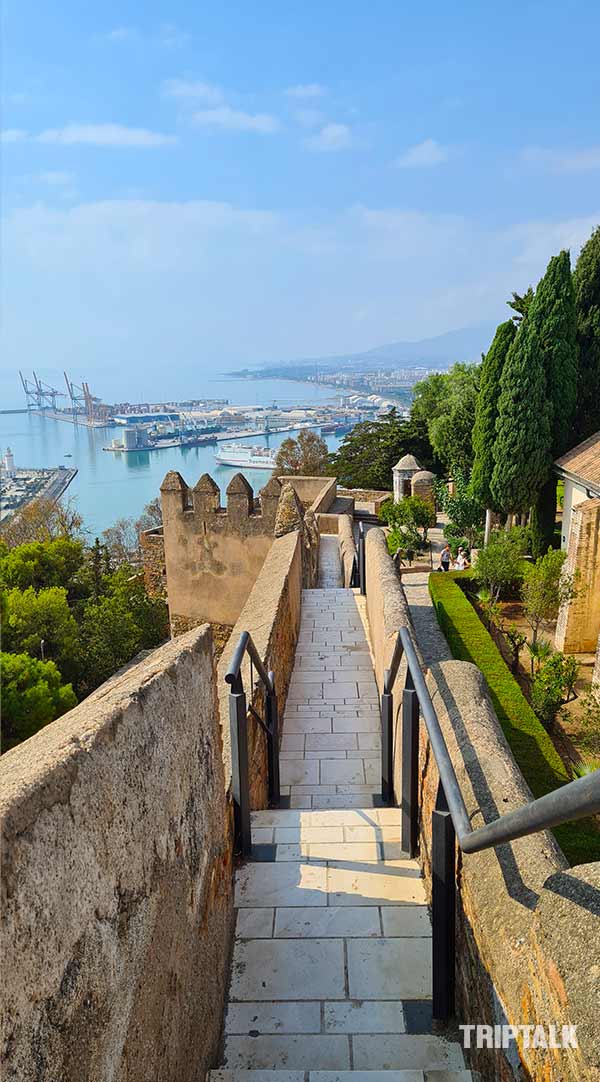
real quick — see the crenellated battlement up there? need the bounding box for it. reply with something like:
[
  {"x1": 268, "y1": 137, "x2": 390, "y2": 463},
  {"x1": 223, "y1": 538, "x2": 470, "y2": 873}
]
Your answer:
[{"x1": 160, "y1": 470, "x2": 281, "y2": 530}]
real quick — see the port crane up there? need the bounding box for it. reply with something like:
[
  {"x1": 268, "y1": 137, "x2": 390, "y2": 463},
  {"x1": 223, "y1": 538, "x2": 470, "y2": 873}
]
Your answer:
[
  {"x1": 19, "y1": 371, "x2": 67, "y2": 411},
  {"x1": 63, "y1": 373, "x2": 106, "y2": 424}
]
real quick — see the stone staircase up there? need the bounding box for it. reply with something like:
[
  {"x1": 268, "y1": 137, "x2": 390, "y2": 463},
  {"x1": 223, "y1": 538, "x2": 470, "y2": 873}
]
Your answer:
[{"x1": 211, "y1": 542, "x2": 476, "y2": 1082}]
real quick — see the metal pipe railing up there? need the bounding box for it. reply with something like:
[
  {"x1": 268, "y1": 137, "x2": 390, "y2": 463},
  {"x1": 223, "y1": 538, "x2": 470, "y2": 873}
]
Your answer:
[
  {"x1": 225, "y1": 632, "x2": 280, "y2": 855},
  {"x1": 380, "y1": 621, "x2": 600, "y2": 1022}
]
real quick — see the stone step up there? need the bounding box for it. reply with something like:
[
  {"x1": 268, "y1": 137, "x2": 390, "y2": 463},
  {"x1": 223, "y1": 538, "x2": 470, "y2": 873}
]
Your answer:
[{"x1": 210, "y1": 1068, "x2": 478, "y2": 1081}]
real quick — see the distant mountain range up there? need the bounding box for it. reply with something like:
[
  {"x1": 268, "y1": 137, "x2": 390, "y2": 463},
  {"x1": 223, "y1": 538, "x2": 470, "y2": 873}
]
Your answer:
[{"x1": 237, "y1": 324, "x2": 497, "y2": 379}]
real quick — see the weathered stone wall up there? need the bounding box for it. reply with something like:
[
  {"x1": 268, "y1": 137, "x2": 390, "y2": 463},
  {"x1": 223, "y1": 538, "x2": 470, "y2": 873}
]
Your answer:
[
  {"x1": 593, "y1": 632, "x2": 600, "y2": 689},
  {"x1": 160, "y1": 470, "x2": 281, "y2": 632},
  {"x1": 278, "y1": 475, "x2": 338, "y2": 514},
  {"x1": 420, "y1": 661, "x2": 599, "y2": 1082},
  {"x1": 140, "y1": 525, "x2": 166, "y2": 597},
  {"x1": 0, "y1": 626, "x2": 234, "y2": 1082},
  {"x1": 338, "y1": 487, "x2": 391, "y2": 514},
  {"x1": 364, "y1": 533, "x2": 600, "y2": 1081},
  {"x1": 555, "y1": 497, "x2": 600, "y2": 653},
  {"x1": 338, "y1": 514, "x2": 357, "y2": 587},
  {"x1": 217, "y1": 530, "x2": 303, "y2": 807}
]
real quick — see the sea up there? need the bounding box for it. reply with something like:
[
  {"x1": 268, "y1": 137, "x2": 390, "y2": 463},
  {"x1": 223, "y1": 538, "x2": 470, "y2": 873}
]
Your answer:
[{"x1": 0, "y1": 377, "x2": 350, "y2": 537}]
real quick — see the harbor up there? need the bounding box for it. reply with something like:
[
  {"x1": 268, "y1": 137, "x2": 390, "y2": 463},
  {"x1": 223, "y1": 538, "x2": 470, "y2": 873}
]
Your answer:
[{"x1": 0, "y1": 377, "x2": 352, "y2": 534}]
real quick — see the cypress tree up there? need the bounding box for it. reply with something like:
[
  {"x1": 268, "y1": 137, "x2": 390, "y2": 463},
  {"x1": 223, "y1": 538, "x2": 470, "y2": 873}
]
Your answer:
[
  {"x1": 471, "y1": 320, "x2": 516, "y2": 510},
  {"x1": 529, "y1": 251, "x2": 578, "y2": 555},
  {"x1": 491, "y1": 312, "x2": 552, "y2": 516},
  {"x1": 573, "y1": 225, "x2": 600, "y2": 442}
]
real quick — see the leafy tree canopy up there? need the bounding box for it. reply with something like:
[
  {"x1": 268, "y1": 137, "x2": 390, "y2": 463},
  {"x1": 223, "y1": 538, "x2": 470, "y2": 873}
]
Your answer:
[
  {"x1": 275, "y1": 430, "x2": 329, "y2": 475},
  {"x1": 435, "y1": 468, "x2": 484, "y2": 546},
  {"x1": 0, "y1": 496, "x2": 84, "y2": 549},
  {"x1": 573, "y1": 224, "x2": 600, "y2": 442},
  {"x1": 491, "y1": 312, "x2": 552, "y2": 514},
  {"x1": 328, "y1": 408, "x2": 411, "y2": 489},
  {"x1": 470, "y1": 320, "x2": 516, "y2": 509},
  {"x1": 1, "y1": 652, "x2": 77, "y2": 748},
  {"x1": 3, "y1": 586, "x2": 81, "y2": 684},
  {"x1": 0, "y1": 537, "x2": 85, "y2": 594}
]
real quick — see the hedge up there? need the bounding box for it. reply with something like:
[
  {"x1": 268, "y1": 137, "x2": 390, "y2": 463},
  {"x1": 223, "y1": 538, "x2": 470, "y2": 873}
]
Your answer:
[{"x1": 429, "y1": 570, "x2": 599, "y2": 866}]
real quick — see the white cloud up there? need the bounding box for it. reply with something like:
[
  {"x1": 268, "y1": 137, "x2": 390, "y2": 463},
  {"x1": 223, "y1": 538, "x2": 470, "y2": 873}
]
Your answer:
[
  {"x1": 395, "y1": 138, "x2": 449, "y2": 168},
  {"x1": 101, "y1": 24, "x2": 189, "y2": 47},
  {"x1": 3, "y1": 198, "x2": 598, "y2": 385},
  {"x1": 1, "y1": 129, "x2": 28, "y2": 143},
  {"x1": 285, "y1": 84, "x2": 327, "y2": 99},
  {"x1": 191, "y1": 107, "x2": 280, "y2": 133},
  {"x1": 36, "y1": 124, "x2": 178, "y2": 148},
  {"x1": 305, "y1": 123, "x2": 355, "y2": 151},
  {"x1": 38, "y1": 171, "x2": 76, "y2": 186},
  {"x1": 162, "y1": 78, "x2": 223, "y2": 104},
  {"x1": 104, "y1": 26, "x2": 138, "y2": 42},
  {"x1": 294, "y1": 108, "x2": 324, "y2": 129},
  {"x1": 521, "y1": 145, "x2": 600, "y2": 173}
]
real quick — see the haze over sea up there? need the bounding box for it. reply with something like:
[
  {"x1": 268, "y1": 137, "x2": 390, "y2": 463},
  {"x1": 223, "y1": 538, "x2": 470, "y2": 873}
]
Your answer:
[{"x1": 0, "y1": 376, "x2": 345, "y2": 536}]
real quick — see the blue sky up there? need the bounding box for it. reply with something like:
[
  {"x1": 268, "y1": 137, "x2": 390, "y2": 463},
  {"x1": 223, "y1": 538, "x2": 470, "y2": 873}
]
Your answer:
[{"x1": 2, "y1": 0, "x2": 599, "y2": 402}]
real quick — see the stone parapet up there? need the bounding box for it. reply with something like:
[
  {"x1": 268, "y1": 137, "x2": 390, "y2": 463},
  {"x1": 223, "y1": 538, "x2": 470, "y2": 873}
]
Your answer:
[
  {"x1": 0, "y1": 626, "x2": 234, "y2": 1082},
  {"x1": 217, "y1": 530, "x2": 303, "y2": 807},
  {"x1": 338, "y1": 514, "x2": 357, "y2": 587},
  {"x1": 363, "y1": 531, "x2": 600, "y2": 1081}
]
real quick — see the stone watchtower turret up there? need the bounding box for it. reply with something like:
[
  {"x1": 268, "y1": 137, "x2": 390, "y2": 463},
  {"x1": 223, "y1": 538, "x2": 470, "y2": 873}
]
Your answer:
[{"x1": 392, "y1": 454, "x2": 420, "y2": 502}]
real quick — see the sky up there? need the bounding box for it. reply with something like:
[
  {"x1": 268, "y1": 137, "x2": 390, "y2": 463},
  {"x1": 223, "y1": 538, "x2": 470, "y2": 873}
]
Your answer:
[{"x1": 1, "y1": 0, "x2": 600, "y2": 404}]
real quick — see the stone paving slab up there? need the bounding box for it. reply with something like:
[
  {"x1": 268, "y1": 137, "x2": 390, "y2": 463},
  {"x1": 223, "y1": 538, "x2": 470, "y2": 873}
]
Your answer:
[
  {"x1": 223, "y1": 1034, "x2": 351, "y2": 1070},
  {"x1": 229, "y1": 938, "x2": 346, "y2": 1000},
  {"x1": 352, "y1": 1036, "x2": 465, "y2": 1071}
]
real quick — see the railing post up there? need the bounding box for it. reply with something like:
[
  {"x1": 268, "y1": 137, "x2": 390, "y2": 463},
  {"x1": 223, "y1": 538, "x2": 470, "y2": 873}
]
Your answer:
[
  {"x1": 381, "y1": 680, "x2": 394, "y2": 804},
  {"x1": 229, "y1": 689, "x2": 252, "y2": 856},
  {"x1": 432, "y1": 781, "x2": 456, "y2": 1022},
  {"x1": 266, "y1": 672, "x2": 280, "y2": 805},
  {"x1": 401, "y1": 683, "x2": 419, "y2": 857},
  {"x1": 359, "y1": 522, "x2": 366, "y2": 595}
]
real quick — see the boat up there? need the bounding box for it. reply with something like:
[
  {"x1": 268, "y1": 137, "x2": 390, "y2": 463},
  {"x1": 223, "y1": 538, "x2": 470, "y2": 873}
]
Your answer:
[
  {"x1": 215, "y1": 444, "x2": 277, "y2": 470},
  {"x1": 64, "y1": 452, "x2": 73, "y2": 457}
]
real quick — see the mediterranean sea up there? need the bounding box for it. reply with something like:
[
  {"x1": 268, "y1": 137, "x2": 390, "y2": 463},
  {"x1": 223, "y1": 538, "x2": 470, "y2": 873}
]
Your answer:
[{"x1": 0, "y1": 377, "x2": 345, "y2": 536}]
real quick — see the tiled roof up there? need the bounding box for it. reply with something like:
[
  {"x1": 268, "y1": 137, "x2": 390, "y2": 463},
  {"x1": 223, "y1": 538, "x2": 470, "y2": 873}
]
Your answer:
[{"x1": 555, "y1": 431, "x2": 600, "y2": 487}]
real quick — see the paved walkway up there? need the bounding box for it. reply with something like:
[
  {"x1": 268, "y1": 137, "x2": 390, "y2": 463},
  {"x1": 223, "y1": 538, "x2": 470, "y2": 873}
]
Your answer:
[
  {"x1": 401, "y1": 571, "x2": 452, "y2": 669},
  {"x1": 212, "y1": 544, "x2": 474, "y2": 1081}
]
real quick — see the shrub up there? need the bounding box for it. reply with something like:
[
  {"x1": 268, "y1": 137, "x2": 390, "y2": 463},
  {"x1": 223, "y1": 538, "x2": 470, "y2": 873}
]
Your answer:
[
  {"x1": 530, "y1": 651, "x2": 577, "y2": 726},
  {"x1": 1, "y1": 651, "x2": 77, "y2": 748},
  {"x1": 522, "y1": 549, "x2": 576, "y2": 644},
  {"x1": 380, "y1": 495, "x2": 436, "y2": 542},
  {"x1": 428, "y1": 571, "x2": 599, "y2": 864},
  {"x1": 475, "y1": 528, "x2": 526, "y2": 599}
]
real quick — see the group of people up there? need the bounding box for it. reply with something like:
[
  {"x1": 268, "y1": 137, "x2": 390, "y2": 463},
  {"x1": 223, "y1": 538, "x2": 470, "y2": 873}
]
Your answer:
[{"x1": 438, "y1": 543, "x2": 470, "y2": 572}]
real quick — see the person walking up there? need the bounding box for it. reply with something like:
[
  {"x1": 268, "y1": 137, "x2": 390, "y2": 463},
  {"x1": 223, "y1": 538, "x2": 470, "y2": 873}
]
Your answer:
[
  {"x1": 454, "y1": 546, "x2": 470, "y2": 570},
  {"x1": 439, "y1": 543, "x2": 452, "y2": 572}
]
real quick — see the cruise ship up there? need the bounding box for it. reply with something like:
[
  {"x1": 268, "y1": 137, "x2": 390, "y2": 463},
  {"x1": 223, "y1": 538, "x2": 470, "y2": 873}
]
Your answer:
[{"x1": 214, "y1": 445, "x2": 277, "y2": 470}]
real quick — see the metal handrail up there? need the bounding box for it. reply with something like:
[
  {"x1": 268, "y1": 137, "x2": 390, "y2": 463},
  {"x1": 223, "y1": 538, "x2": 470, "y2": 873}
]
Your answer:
[
  {"x1": 385, "y1": 626, "x2": 600, "y2": 851},
  {"x1": 380, "y1": 622, "x2": 600, "y2": 1021},
  {"x1": 226, "y1": 630, "x2": 273, "y2": 695},
  {"x1": 225, "y1": 632, "x2": 280, "y2": 856}
]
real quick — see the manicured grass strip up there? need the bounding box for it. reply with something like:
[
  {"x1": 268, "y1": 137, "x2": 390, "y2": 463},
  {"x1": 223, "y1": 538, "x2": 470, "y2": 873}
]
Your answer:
[{"x1": 429, "y1": 571, "x2": 599, "y2": 866}]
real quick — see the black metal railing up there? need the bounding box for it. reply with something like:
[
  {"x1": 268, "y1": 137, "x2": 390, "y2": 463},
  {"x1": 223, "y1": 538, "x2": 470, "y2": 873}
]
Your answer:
[
  {"x1": 225, "y1": 632, "x2": 280, "y2": 856},
  {"x1": 358, "y1": 521, "x2": 366, "y2": 595},
  {"x1": 381, "y1": 623, "x2": 600, "y2": 1022}
]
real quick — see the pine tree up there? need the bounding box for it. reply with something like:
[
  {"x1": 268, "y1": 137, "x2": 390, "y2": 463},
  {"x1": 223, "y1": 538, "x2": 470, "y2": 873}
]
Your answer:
[
  {"x1": 491, "y1": 313, "x2": 552, "y2": 516},
  {"x1": 528, "y1": 251, "x2": 578, "y2": 555},
  {"x1": 471, "y1": 320, "x2": 516, "y2": 510},
  {"x1": 573, "y1": 225, "x2": 600, "y2": 442}
]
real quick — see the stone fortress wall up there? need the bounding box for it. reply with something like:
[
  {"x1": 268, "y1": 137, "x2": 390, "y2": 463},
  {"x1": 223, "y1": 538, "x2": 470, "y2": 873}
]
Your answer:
[
  {"x1": 364, "y1": 526, "x2": 600, "y2": 1082},
  {"x1": 0, "y1": 626, "x2": 234, "y2": 1082}
]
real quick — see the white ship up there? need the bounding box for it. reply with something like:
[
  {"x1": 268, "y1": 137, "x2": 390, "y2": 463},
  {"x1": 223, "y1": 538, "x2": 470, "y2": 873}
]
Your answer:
[{"x1": 214, "y1": 444, "x2": 277, "y2": 470}]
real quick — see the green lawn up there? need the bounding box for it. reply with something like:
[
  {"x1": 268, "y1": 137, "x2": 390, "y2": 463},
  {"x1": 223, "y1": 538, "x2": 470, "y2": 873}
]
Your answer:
[{"x1": 429, "y1": 571, "x2": 599, "y2": 866}]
